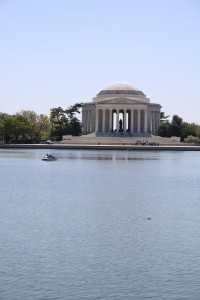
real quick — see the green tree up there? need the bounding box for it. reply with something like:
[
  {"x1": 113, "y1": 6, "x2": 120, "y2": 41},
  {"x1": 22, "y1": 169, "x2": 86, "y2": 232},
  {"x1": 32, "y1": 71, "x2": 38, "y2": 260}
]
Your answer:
[
  {"x1": 182, "y1": 122, "x2": 198, "y2": 139},
  {"x1": 0, "y1": 113, "x2": 15, "y2": 143},
  {"x1": 160, "y1": 111, "x2": 170, "y2": 122},
  {"x1": 157, "y1": 112, "x2": 200, "y2": 142},
  {"x1": 65, "y1": 103, "x2": 82, "y2": 136},
  {"x1": 36, "y1": 114, "x2": 51, "y2": 141},
  {"x1": 196, "y1": 126, "x2": 200, "y2": 139},
  {"x1": 169, "y1": 115, "x2": 184, "y2": 137},
  {"x1": 65, "y1": 103, "x2": 82, "y2": 120},
  {"x1": 50, "y1": 103, "x2": 82, "y2": 140},
  {"x1": 0, "y1": 113, "x2": 6, "y2": 142},
  {"x1": 50, "y1": 107, "x2": 68, "y2": 140},
  {"x1": 19, "y1": 110, "x2": 51, "y2": 142},
  {"x1": 0, "y1": 111, "x2": 51, "y2": 143},
  {"x1": 12, "y1": 114, "x2": 33, "y2": 141},
  {"x1": 157, "y1": 120, "x2": 171, "y2": 137}
]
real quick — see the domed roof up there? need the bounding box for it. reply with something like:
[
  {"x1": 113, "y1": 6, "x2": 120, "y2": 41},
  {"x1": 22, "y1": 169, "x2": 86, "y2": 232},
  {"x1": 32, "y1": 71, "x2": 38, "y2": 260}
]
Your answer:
[
  {"x1": 97, "y1": 82, "x2": 145, "y2": 96},
  {"x1": 103, "y1": 82, "x2": 139, "y2": 91}
]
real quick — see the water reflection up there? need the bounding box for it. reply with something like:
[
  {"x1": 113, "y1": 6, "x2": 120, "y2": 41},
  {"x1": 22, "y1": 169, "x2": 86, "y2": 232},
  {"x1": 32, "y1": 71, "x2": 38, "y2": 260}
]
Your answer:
[
  {"x1": 63, "y1": 154, "x2": 159, "y2": 161},
  {"x1": 0, "y1": 149, "x2": 160, "y2": 161}
]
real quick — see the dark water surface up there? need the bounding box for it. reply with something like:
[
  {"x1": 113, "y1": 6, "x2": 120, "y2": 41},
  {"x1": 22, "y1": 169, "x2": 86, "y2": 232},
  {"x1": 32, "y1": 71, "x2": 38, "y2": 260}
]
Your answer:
[{"x1": 0, "y1": 149, "x2": 200, "y2": 300}]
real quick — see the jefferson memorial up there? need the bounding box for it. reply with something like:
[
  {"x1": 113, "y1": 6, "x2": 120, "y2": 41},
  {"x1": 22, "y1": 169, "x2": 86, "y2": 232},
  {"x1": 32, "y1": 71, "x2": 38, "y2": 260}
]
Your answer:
[{"x1": 82, "y1": 82, "x2": 161, "y2": 136}]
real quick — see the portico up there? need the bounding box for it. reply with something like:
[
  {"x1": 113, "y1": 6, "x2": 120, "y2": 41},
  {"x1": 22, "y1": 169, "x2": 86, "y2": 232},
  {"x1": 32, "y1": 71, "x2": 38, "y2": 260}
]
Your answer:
[{"x1": 82, "y1": 82, "x2": 161, "y2": 136}]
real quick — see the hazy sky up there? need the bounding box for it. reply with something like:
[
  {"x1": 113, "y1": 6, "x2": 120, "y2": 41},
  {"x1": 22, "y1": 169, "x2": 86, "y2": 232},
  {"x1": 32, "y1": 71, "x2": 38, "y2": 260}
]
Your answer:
[{"x1": 0, "y1": 0, "x2": 200, "y2": 123}]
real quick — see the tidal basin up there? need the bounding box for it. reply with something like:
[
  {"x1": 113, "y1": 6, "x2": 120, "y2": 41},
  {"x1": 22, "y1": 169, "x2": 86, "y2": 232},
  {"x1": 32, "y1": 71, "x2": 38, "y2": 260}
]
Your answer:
[{"x1": 0, "y1": 149, "x2": 200, "y2": 300}]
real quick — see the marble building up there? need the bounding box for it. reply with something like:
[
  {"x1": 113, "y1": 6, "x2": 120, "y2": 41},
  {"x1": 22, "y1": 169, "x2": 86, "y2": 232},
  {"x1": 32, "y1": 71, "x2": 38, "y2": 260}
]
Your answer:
[{"x1": 82, "y1": 82, "x2": 161, "y2": 136}]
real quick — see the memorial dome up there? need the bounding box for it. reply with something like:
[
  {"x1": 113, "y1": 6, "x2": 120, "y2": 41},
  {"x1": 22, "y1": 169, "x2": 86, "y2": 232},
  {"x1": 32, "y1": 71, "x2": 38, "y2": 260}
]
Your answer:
[{"x1": 97, "y1": 82, "x2": 145, "y2": 96}]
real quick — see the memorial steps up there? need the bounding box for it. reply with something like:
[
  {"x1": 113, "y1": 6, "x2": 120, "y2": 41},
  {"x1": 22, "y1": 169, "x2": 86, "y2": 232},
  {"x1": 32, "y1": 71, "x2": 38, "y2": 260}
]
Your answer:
[{"x1": 61, "y1": 134, "x2": 182, "y2": 146}]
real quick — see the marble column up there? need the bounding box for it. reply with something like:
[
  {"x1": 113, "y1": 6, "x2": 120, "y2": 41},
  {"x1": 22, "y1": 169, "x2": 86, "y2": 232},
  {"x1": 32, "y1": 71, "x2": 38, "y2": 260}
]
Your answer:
[
  {"x1": 123, "y1": 110, "x2": 127, "y2": 132},
  {"x1": 87, "y1": 111, "x2": 90, "y2": 133},
  {"x1": 156, "y1": 111, "x2": 160, "y2": 131},
  {"x1": 109, "y1": 109, "x2": 112, "y2": 132},
  {"x1": 152, "y1": 111, "x2": 155, "y2": 133},
  {"x1": 89, "y1": 110, "x2": 92, "y2": 132},
  {"x1": 116, "y1": 110, "x2": 119, "y2": 132},
  {"x1": 144, "y1": 110, "x2": 147, "y2": 133},
  {"x1": 130, "y1": 109, "x2": 134, "y2": 133},
  {"x1": 137, "y1": 109, "x2": 140, "y2": 133},
  {"x1": 82, "y1": 111, "x2": 86, "y2": 133},
  {"x1": 96, "y1": 109, "x2": 98, "y2": 132},
  {"x1": 85, "y1": 111, "x2": 87, "y2": 133},
  {"x1": 102, "y1": 109, "x2": 105, "y2": 132}
]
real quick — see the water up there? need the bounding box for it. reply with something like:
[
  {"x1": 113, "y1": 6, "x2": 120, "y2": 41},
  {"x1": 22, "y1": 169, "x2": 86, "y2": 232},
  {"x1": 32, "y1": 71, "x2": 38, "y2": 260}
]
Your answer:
[{"x1": 0, "y1": 149, "x2": 200, "y2": 300}]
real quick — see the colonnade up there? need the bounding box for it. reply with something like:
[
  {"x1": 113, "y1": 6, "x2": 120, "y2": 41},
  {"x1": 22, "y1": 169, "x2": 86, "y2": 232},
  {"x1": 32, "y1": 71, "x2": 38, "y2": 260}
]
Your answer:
[
  {"x1": 82, "y1": 110, "x2": 94, "y2": 133},
  {"x1": 149, "y1": 110, "x2": 160, "y2": 134},
  {"x1": 96, "y1": 108, "x2": 148, "y2": 134},
  {"x1": 82, "y1": 108, "x2": 160, "y2": 135}
]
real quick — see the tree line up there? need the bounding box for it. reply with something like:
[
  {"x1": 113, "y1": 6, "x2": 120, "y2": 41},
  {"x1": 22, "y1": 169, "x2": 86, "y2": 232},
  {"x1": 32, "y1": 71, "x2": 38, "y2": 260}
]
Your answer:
[
  {"x1": 0, "y1": 103, "x2": 82, "y2": 143},
  {"x1": 158, "y1": 113, "x2": 200, "y2": 142},
  {"x1": 0, "y1": 105, "x2": 199, "y2": 143}
]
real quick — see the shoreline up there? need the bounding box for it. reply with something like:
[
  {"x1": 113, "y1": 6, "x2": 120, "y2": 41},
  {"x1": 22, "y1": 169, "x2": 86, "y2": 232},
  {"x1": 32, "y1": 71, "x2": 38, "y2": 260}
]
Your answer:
[{"x1": 0, "y1": 143, "x2": 200, "y2": 151}]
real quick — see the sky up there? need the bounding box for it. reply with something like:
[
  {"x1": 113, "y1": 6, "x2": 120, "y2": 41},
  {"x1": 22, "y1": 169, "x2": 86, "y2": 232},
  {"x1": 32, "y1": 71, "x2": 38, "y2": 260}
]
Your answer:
[{"x1": 0, "y1": 0, "x2": 200, "y2": 123}]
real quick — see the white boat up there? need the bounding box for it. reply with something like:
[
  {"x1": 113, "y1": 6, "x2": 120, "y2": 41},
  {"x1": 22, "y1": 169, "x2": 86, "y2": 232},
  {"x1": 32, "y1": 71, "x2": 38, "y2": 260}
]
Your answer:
[{"x1": 42, "y1": 154, "x2": 57, "y2": 161}]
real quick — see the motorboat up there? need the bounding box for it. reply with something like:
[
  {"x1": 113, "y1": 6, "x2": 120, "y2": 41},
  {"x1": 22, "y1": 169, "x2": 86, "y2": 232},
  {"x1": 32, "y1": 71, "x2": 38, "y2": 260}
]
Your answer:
[{"x1": 42, "y1": 154, "x2": 57, "y2": 161}]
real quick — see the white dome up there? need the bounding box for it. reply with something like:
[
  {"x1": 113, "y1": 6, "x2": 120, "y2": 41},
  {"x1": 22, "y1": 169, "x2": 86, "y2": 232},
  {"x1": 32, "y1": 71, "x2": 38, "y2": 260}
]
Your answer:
[
  {"x1": 97, "y1": 82, "x2": 145, "y2": 96},
  {"x1": 103, "y1": 82, "x2": 140, "y2": 91}
]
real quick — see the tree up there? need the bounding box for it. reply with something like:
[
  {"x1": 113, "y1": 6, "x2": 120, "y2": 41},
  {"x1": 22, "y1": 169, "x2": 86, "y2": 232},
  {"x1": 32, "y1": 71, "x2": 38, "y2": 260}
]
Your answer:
[
  {"x1": 157, "y1": 111, "x2": 171, "y2": 137},
  {"x1": 50, "y1": 107, "x2": 68, "y2": 140},
  {"x1": 0, "y1": 111, "x2": 51, "y2": 143},
  {"x1": 65, "y1": 103, "x2": 82, "y2": 136},
  {"x1": 36, "y1": 114, "x2": 51, "y2": 141},
  {"x1": 68, "y1": 116, "x2": 82, "y2": 136},
  {"x1": 50, "y1": 103, "x2": 82, "y2": 140},
  {"x1": 65, "y1": 103, "x2": 82, "y2": 121},
  {"x1": 160, "y1": 111, "x2": 170, "y2": 122},
  {"x1": 157, "y1": 120, "x2": 171, "y2": 137},
  {"x1": 196, "y1": 126, "x2": 200, "y2": 139},
  {"x1": 182, "y1": 122, "x2": 198, "y2": 139},
  {"x1": 169, "y1": 115, "x2": 184, "y2": 137},
  {"x1": 0, "y1": 113, "x2": 6, "y2": 142},
  {"x1": 12, "y1": 114, "x2": 33, "y2": 141},
  {"x1": 19, "y1": 110, "x2": 51, "y2": 142},
  {"x1": 157, "y1": 112, "x2": 200, "y2": 142},
  {"x1": 0, "y1": 113, "x2": 16, "y2": 143}
]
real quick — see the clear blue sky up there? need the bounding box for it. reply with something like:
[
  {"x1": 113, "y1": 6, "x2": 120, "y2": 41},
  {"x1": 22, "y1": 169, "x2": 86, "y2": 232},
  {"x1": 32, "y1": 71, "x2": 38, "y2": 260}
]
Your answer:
[{"x1": 0, "y1": 0, "x2": 200, "y2": 123}]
